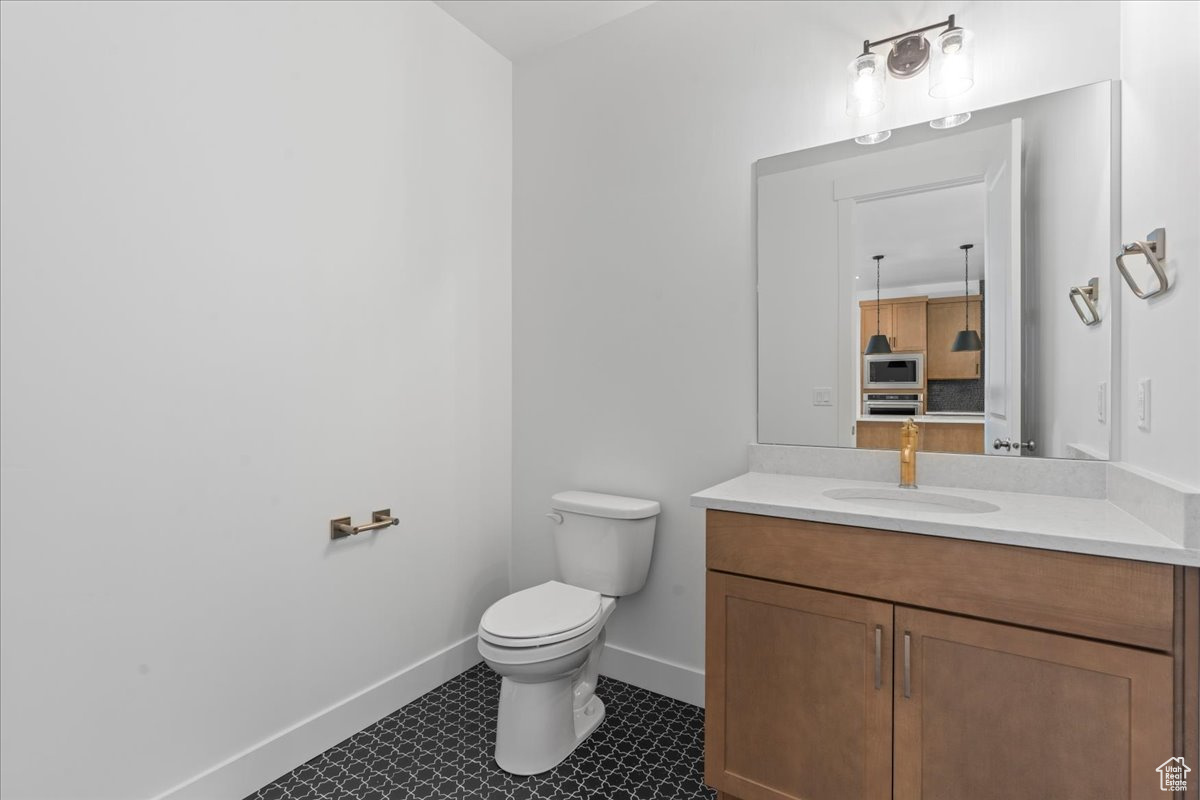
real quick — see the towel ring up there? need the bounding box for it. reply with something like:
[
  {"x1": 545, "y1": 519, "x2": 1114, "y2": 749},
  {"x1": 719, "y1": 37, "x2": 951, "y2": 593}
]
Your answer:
[
  {"x1": 1116, "y1": 228, "x2": 1170, "y2": 299},
  {"x1": 1068, "y1": 278, "x2": 1101, "y2": 326}
]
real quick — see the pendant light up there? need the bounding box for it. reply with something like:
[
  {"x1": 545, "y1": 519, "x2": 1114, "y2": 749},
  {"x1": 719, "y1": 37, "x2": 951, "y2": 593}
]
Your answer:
[
  {"x1": 864, "y1": 255, "x2": 892, "y2": 355},
  {"x1": 951, "y1": 243, "x2": 982, "y2": 352}
]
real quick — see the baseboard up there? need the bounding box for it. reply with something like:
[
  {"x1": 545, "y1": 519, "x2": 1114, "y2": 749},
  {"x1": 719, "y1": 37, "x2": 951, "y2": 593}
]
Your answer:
[
  {"x1": 599, "y1": 643, "x2": 705, "y2": 708},
  {"x1": 150, "y1": 634, "x2": 483, "y2": 800}
]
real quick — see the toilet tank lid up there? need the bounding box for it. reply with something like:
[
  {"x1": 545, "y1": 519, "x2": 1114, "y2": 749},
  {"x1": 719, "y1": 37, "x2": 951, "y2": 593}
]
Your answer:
[{"x1": 550, "y1": 491, "x2": 661, "y2": 520}]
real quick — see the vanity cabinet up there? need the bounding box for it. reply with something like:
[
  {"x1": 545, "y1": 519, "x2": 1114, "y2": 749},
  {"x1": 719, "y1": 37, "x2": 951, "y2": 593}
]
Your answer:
[
  {"x1": 707, "y1": 572, "x2": 893, "y2": 800},
  {"x1": 860, "y1": 296, "x2": 927, "y2": 353},
  {"x1": 893, "y1": 607, "x2": 1172, "y2": 800},
  {"x1": 705, "y1": 510, "x2": 1198, "y2": 800},
  {"x1": 926, "y1": 295, "x2": 982, "y2": 379}
]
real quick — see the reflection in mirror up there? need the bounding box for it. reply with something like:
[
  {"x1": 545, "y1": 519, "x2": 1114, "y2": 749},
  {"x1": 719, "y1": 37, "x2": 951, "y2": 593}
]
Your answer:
[
  {"x1": 758, "y1": 81, "x2": 1118, "y2": 460},
  {"x1": 855, "y1": 185, "x2": 987, "y2": 447}
]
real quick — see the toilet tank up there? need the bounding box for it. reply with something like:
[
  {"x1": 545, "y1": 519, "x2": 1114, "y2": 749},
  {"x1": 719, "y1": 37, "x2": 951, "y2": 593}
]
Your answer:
[{"x1": 549, "y1": 491, "x2": 660, "y2": 596}]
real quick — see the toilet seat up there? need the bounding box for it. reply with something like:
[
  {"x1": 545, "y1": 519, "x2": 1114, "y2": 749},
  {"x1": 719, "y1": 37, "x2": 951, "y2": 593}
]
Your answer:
[
  {"x1": 479, "y1": 595, "x2": 617, "y2": 667},
  {"x1": 479, "y1": 581, "x2": 603, "y2": 648}
]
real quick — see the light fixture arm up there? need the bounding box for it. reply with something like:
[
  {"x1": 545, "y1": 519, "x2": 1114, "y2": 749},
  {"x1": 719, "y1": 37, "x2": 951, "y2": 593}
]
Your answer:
[
  {"x1": 861, "y1": 14, "x2": 958, "y2": 55},
  {"x1": 962, "y1": 243, "x2": 971, "y2": 330},
  {"x1": 875, "y1": 255, "x2": 884, "y2": 333}
]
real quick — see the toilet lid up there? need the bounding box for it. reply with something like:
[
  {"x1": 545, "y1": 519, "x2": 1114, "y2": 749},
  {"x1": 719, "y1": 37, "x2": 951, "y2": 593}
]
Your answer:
[{"x1": 480, "y1": 581, "x2": 601, "y2": 640}]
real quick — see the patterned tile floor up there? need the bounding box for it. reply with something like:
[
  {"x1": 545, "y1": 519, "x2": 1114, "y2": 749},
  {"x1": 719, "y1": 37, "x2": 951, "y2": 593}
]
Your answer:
[{"x1": 247, "y1": 662, "x2": 715, "y2": 800}]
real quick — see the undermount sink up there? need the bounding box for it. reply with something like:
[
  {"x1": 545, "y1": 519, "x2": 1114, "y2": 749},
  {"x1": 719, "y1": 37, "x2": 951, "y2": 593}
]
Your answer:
[{"x1": 822, "y1": 487, "x2": 1000, "y2": 515}]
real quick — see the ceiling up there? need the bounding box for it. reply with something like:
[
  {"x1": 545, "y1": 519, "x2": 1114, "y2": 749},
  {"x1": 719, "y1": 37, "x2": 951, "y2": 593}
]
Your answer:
[
  {"x1": 434, "y1": 0, "x2": 656, "y2": 62},
  {"x1": 854, "y1": 182, "x2": 986, "y2": 291}
]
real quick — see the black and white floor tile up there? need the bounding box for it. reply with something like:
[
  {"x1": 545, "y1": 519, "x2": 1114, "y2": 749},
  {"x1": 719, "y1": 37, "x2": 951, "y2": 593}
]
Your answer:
[{"x1": 247, "y1": 662, "x2": 715, "y2": 800}]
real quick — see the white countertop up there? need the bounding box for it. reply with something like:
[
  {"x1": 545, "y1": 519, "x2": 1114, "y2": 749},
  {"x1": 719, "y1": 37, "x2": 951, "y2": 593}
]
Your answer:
[
  {"x1": 858, "y1": 414, "x2": 984, "y2": 424},
  {"x1": 691, "y1": 471, "x2": 1199, "y2": 567}
]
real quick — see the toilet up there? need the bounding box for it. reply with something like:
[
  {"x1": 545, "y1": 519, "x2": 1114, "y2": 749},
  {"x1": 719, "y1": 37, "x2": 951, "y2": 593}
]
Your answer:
[{"x1": 477, "y1": 490, "x2": 660, "y2": 775}]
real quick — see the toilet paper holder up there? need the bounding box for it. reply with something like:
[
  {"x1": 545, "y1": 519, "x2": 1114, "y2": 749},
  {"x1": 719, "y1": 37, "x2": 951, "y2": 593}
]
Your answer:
[{"x1": 330, "y1": 509, "x2": 399, "y2": 540}]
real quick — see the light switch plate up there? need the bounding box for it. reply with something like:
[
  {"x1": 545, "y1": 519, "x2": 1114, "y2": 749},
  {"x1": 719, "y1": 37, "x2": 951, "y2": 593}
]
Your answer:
[
  {"x1": 1137, "y1": 378, "x2": 1151, "y2": 430},
  {"x1": 813, "y1": 387, "x2": 833, "y2": 407}
]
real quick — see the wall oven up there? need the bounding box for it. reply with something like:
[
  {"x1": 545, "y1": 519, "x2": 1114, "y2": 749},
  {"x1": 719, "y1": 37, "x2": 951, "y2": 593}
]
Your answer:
[
  {"x1": 863, "y1": 393, "x2": 924, "y2": 417},
  {"x1": 863, "y1": 353, "x2": 924, "y2": 390}
]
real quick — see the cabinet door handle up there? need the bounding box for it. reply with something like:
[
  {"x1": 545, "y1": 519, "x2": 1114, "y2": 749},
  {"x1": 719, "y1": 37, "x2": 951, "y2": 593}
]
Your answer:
[
  {"x1": 903, "y1": 631, "x2": 912, "y2": 699},
  {"x1": 874, "y1": 625, "x2": 882, "y2": 690}
]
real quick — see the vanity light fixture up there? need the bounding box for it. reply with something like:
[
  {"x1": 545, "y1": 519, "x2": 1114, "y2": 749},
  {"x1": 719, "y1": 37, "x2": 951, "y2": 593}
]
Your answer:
[
  {"x1": 864, "y1": 255, "x2": 893, "y2": 355},
  {"x1": 847, "y1": 14, "x2": 974, "y2": 119},
  {"x1": 951, "y1": 243, "x2": 982, "y2": 352}
]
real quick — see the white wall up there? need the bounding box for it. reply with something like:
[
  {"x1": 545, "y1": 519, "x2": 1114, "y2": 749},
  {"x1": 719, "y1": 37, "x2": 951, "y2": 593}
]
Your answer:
[
  {"x1": 0, "y1": 2, "x2": 511, "y2": 799},
  {"x1": 513, "y1": 0, "x2": 1121, "y2": 694},
  {"x1": 1119, "y1": 0, "x2": 1200, "y2": 488},
  {"x1": 1021, "y1": 82, "x2": 1115, "y2": 460},
  {"x1": 758, "y1": 164, "x2": 841, "y2": 446}
]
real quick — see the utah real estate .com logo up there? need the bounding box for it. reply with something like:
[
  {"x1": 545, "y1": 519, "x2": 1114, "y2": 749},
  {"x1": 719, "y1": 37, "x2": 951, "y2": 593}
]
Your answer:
[{"x1": 1157, "y1": 757, "x2": 1191, "y2": 792}]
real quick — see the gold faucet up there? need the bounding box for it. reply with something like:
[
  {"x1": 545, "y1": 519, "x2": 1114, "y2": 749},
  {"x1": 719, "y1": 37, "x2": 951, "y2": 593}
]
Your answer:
[{"x1": 899, "y1": 418, "x2": 919, "y2": 489}]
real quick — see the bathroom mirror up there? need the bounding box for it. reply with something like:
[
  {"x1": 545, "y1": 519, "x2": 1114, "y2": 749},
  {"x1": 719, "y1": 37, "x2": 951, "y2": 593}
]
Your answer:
[{"x1": 757, "y1": 81, "x2": 1118, "y2": 460}]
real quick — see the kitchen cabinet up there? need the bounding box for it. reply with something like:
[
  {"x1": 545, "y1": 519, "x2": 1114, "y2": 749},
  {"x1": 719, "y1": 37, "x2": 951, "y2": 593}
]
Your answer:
[
  {"x1": 855, "y1": 419, "x2": 983, "y2": 454},
  {"x1": 860, "y1": 301, "x2": 894, "y2": 350},
  {"x1": 926, "y1": 295, "x2": 982, "y2": 380},
  {"x1": 705, "y1": 511, "x2": 1197, "y2": 800},
  {"x1": 860, "y1": 296, "x2": 926, "y2": 354},
  {"x1": 890, "y1": 300, "x2": 927, "y2": 352}
]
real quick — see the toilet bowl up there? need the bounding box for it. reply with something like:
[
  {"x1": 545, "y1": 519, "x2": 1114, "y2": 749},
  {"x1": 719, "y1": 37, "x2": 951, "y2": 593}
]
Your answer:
[
  {"x1": 477, "y1": 491, "x2": 659, "y2": 775},
  {"x1": 478, "y1": 582, "x2": 616, "y2": 774}
]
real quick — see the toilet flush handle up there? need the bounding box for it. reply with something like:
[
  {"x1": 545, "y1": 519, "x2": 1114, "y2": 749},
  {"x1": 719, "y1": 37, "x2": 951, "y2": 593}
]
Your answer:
[{"x1": 545, "y1": 512, "x2": 564, "y2": 524}]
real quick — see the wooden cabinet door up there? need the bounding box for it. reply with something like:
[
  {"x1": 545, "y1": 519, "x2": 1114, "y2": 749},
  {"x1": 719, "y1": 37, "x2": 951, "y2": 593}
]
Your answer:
[
  {"x1": 926, "y1": 298, "x2": 981, "y2": 379},
  {"x1": 706, "y1": 572, "x2": 893, "y2": 800},
  {"x1": 894, "y1": 607, "x2": 1174, "y2": 800},
  {"x1": 891, "y1": 301, "x2": 927, "y2": 352},
  {"x1": 861, "y1": 301, "x2": 893, "y2": 349}
]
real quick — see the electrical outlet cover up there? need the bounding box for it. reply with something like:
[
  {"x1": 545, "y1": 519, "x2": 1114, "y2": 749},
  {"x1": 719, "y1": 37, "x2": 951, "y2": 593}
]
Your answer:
[{"x1": 1137, "y1": 378, "x2": 1151, "y2": 430}]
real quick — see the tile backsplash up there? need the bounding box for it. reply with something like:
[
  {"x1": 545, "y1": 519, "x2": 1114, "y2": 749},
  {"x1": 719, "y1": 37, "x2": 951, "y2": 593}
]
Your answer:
[{"x1": 927, "y1": 379, "x2": 984, "y2": 413}]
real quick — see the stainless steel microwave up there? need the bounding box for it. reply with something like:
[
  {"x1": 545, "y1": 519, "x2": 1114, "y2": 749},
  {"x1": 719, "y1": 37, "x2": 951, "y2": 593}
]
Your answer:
[{"x1": 863, "y1": 353, "x2": 923, "y2": 389}]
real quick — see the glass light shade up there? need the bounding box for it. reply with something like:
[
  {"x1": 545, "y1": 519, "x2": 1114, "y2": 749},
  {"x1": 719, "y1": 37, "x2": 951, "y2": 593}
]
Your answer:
[
  {"x1": 855, "y1": 130, "x2": 892, "y2": 145},
  {"x1": 864, "y1": 333, "x2": 893, "y2": 355},
  {"x1": 929, "y1": 27, "x2": 974, "y2": 99},
  {"x1": 951, "y1": 329, "x2": 982, "y2": 352},
  {"x1": 846, "y1": 52, "x2": 885, "y2": 117},
  {"x1": 929, "y1": 112, "x2": 971, "y2": 129}
]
